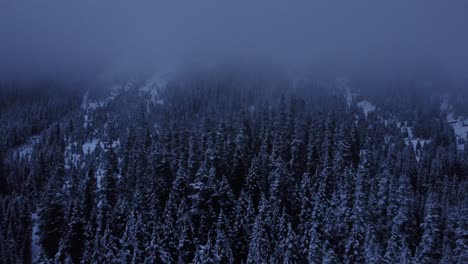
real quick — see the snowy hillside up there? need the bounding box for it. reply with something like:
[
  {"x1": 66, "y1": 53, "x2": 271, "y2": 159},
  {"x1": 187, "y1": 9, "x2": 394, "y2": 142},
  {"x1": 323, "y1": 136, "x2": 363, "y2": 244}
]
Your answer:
[
  {"x1": 1, "y1": 74, "x2": 467, "y2": 264},
  {"x1": 447, "y1": 113, "x2": 468, "y2": 150}
]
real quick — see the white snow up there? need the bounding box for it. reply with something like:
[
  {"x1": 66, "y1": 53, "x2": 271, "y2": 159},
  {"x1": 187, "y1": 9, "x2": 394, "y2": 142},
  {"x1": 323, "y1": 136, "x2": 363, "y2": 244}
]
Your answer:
[
  {"x1": 82, "y1": 138, "x2": 119, "y2": 155},
  {"x1": 447, "y1": 113, "x2": 468, "y2": 150},
  {"x1": 336, "y1": 78, "x2": 376, "y2": 118},
  {"x1": 357, "y1": 100, "x2": 376, "y2": 117},
  {"x1": 111, "y1": 139, "x2": 120, "y2": 149},
  {"x1": 82, "y1": 85, "x2": 125, "y2": 129},
  {"x1": 31, "y1": 212, "x2": 40, "y2": 261},
  {"x1": 13, "y1": 135, "x2": 41, "y2": 160},
  {"x1": 64, "y1": 141, "x2": 81, "y2": 169},
  {"x1": 83, "y1": 114, "x2": 90, "y2": 128},
  {"x1": 82, "y1": 138, "x2": 101, "y2": 154},
  {"x1": 87, "y1": 101, "x2": 105, "y2": 109},
  {"x1": 18, "y1": 146, "x2": 34, "y2": 159},
  {"x1": 403, "y1": 125, "x2": 431, "y2": 161},
  {"x1": 81, "y1": 90, "x2": 107, "y2": 110},
  {"x1": 96, "y1": 167, "x2": 105, "y2": 189},
  {"x1": 81, "y1": 85, "x2": 122, "y2": 112}
]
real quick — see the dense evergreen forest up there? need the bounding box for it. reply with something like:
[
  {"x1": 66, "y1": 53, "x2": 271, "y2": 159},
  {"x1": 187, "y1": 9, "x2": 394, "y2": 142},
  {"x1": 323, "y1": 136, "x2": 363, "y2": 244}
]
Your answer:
[{"x1": 0, "y1": 70, "x2": 467, "y2": 263}]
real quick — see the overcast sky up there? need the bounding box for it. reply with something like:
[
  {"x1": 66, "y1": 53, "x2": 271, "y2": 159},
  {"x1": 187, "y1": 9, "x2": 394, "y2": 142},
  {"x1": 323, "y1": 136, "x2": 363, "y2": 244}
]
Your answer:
[{"x1": 1, "y1": 1, "x2": 467, "y2": 78}]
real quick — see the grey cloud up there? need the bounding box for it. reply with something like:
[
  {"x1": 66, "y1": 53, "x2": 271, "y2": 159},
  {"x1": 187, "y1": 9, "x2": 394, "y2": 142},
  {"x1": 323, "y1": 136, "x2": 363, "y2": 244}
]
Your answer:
[{"x1": 1, "y1": 0, "x2": 467, "y2": 78}]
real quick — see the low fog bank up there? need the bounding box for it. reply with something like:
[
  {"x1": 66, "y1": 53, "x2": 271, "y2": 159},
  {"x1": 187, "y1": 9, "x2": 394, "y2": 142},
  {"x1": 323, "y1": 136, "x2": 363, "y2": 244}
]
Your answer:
[{"x1": 1, "y1": 1, "x2": 467, "y2": 80}]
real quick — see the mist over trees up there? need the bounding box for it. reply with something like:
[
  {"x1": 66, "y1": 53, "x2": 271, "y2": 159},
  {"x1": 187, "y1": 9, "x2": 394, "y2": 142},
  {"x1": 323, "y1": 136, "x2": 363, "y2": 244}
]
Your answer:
[
  {"x1": 0, "y1": 70, "x2": 467, "y2": 263},
  {"x1": 1, "y1": 1, "x2": 468, "y2": 263}
]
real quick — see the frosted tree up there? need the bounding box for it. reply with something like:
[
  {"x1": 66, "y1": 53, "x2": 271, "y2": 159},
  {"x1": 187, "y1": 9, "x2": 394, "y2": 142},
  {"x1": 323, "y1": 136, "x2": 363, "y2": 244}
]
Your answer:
[
  {"x1": 189, "y1": 164, "x2": 217, "y2": 242},
  {"x1": 119, "y1": 211, "x2": 143, "y2": 263},
  {"x1": 416, "y1": 195, "x2": 443, "y2": 263},
  {"x1": 232, "y1": 191, "x2": 256, "y2": 262},
  {"x1": 244, "y1": 156, "x2": 263, "y2": 206},
  {"x1": 277, "y1": 222, "x2": 299, "y2": 263},
  {"x1": 193, "y1": 234, "x2": 217, "y2": 264},
  {"x1": 344, "y1": 169, "x2": 367, "y2": 264},
  {"x1": 246, "y1": 213, "x2": 270, "y2": 264},
  {"x1": 384, "y1": 174, "x2": 415, "y2": 263},
  {"x1": 38, "y1": 174, "x2": 65, "y2": 259},
  {"x1": 145, "y1": 224, "x2": 172, "y2": 264},
  {"x1": 307, "y1": 222, "x2": 323, "y2": 263},
  {"x1": 214, "y1": 211, "x2": 234, "y2": 264},
  {"x1": 66, "y1": 201, "x2": 85, "y2": 263}
]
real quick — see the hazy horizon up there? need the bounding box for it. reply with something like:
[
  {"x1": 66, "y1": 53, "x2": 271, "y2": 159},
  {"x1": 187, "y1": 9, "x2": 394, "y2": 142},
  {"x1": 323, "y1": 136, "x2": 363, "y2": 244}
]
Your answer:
[{"x1": 1, "y1": 1, "x2": 468, "y2": 79}]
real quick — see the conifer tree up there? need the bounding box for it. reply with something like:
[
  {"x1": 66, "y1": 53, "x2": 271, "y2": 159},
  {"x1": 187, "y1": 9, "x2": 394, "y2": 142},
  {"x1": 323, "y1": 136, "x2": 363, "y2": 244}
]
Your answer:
[{"x1": 416, "y1": 194, "x2": 443, "y2": 263}]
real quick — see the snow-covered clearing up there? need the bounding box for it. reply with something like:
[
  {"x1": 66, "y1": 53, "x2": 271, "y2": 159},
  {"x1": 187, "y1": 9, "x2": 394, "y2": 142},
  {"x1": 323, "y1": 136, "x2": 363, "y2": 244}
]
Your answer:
[
  {"x1": 81, "y1": 90, "x2": 107, "y2": 111},
  {"x1": 439, "y1": 97, "x2": 467, "y2": 150},
  {"x1": 82, "y1": 138, "x2": 119, "y2": 155},
  {"x1": 447, "y1": 113, "x2": 468, "y2": 150},
  {"x1": 82, "y1": 85, "x2": 122, "y2": 111},
  {"x1": 96, "y1": 167, "x2": 105, "y2": 189},
  {"x1": 82, "y1": 138, "x2": 101, "y2": 154}
]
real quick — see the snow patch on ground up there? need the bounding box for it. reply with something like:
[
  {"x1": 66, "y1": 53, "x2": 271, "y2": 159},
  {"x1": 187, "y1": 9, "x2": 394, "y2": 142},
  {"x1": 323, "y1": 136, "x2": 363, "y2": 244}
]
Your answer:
[
  {"x1": 13, "y1": 135, "x2": 41, "y2": 160},
  {"x1": 82, "y1": 86, "x2": 124, "y2": 128},
  {"x1": 64, "y1": 141, "x2": 81, "y2": 169},
  {"x1": 407, "y1": 127, "x2": 431, "y2": 150},
  {"x1": 81, "y1": 91, "x2": 105, "y2": 110},
  {"x1": 87, "y1": 101, "x2": 104, "y2": 110},
  {"x1": 357, "y1": 100, "x2": 376, "y2": 117},
  {"x1": 83, "y1": 113, "x2": 90, "y2": 128},
  {"x1": 82, "y1": 138, "x2": 101, "y2": 154},
  {"x1": 403, "y1": 125, "x2": 431, "y2": 161},
  {"x1": 82, "y1": 138, "x2": 119, "y2": 155},
  {"x1": 447, "y1": 113, "x2": 468, "y2": 150},
  {"x1": 31, "y1": 212, "x2": 40, "y2": 261},
  {"x1": 96, "y1": 167, "x2": 105, "y2": 189},
  {"x1": 111, "y1": 139, "x2": 120, "y2": 149},
  {"x1": 82, "y1": 86, "x2": 122, "y2": 112}
]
